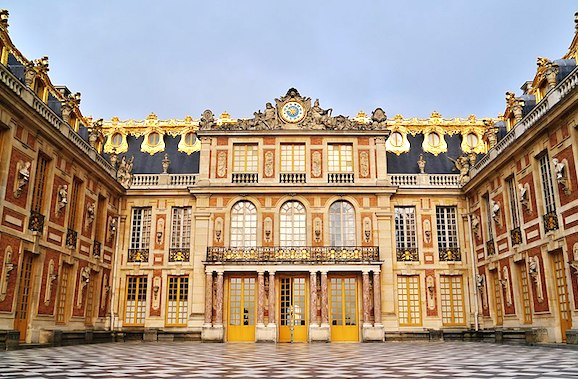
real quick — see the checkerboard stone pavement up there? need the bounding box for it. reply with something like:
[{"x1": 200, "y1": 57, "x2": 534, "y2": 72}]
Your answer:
[{"x1": 1, "y1": 341, "x2": 578, "y2": 378}]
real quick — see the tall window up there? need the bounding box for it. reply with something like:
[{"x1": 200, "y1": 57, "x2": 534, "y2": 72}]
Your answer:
[
  {"x1": 125, "y1": 276, "x2": 147, "y2": 325},
  {"x1": 483, "y1": 194, "x2": 493, "y2": 241},
  {"x1": 329, "y1": 201, "x2": 355, "y2": 246},
  {"x1": 506, "y1": 177, "x2": 521, "y2": 228},
  {"x1": 68, "y1": 177, "x2": 82, "y2": 230},
  {"x1": 519, "y1": 262, "x2": 532, "y2": 324},
  {"x1": 280, "y1": 144, "x2": 305, "y2": 172},
  {"x1": 31, "y1": 154, "x2": 49, "y2": 213},
  {"x1": 170, "y1": 207, "x2": 192, "y2": 250},
  {"x1": 280, "y1": 201, "x2": 306, "y2": 246},
  {"x1": 130, "y1": 207, "x2": 152, "y2": 251},
  {"x1": 230, "y1": 201, "x2": 257, "y2": 247},
  {"x1": 436, "y1": 206, "x2": 459, "y2": 250},
  {"x1": 233, "y1": 144, "x2": 258, "y2": 172},
  {"x1": 55, "y1": 263, "x2": 71, "y2": 324},
  {"x1": 538, "y1": 154, "x2": 556, "y2": 214},
  {"x1": 397, "y1": 275, "x2": 421, "y2": 326},
  {"x1": 166, "y1": 276, "x2": 189, "y2": 326},
  {"x1": 328, "y1": 144, "x2": 353, "y2": 172},
  {"x1": 395, "y1": 207, "x2": 417, "y2": 251},
  {"x1": 95, "y1": 195, "x2": 106, "y2": 241},
  {"x1": 440, "y1": 275, "x2": 465, "y2": 326}
]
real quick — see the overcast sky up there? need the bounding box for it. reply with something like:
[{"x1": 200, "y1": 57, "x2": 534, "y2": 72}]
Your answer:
[{"x1": 3, "y1": 1, "x2": 576, "y2": 120}]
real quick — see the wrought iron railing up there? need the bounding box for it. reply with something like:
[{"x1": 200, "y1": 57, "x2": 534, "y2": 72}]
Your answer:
[
  {"x1": 510, "y1": 227, "x2": 523, "y2": 245},
  {"x1": 439, "y1": 247, "x2": 461, "y2": 261},
  {"x1": 232, "y1": 173, "x2": 258, "y2": 184},
  {"x1": 328, "y1": 172, "x2": 354, "y2": 184},
  {"x1": 66, "y1": 228, "x2": 78, "y2": 249},
  {"x1": 169, "y1": 248, "x2": 190, "y2": 262},
  {"x1": 543, "y1": 211, "x2": 559, "y2": 232},
  {"x1": 206, "y1": 246, "x2": 379, "y2": 263},
  {"x1": 279, "y1": 172, "x2": 306, "y2": 184},
  {"x1": 128, "y1": 248, "x2": 149, "y2": 263},
  {"x1": 28, "y1": 210, "x2": 45, "y2": 232},
  {"x1": 396, "y1": 247, "x2": 419, "y2": 262},
  {"x1": 486, "y1": 239, "x2": 496, "y2": 256}
]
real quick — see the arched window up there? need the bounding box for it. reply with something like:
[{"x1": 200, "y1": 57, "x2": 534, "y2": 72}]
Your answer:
[
  {"x1": 230, "y1": 201, "x2": 257, "y2": 247},
  {"x1": 329, "y1": 201, "x2": 356, "y2": 246},
  {"x1": 280, "y1": 201, "x2": 306, "y2": 246}
]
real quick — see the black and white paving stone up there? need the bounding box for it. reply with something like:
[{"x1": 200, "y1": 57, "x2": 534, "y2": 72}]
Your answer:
[{"x1": 2, "y1": 341, "x2": 578, "y2": 378}]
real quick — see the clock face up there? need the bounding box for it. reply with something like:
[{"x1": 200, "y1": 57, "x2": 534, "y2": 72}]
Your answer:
[{"x1": 281, "y1": 101, "x2": 305, "y2": 123}]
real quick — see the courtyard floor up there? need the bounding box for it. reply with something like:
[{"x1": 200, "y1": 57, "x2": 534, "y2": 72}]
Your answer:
[{"x1": 1, "y1": 341, "x2": 578, "y2": 378}]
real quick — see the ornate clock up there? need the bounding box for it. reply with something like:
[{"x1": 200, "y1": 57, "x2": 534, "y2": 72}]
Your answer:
[{"x1": 281, "y1": 101, "x2": 305, "y2": 123}]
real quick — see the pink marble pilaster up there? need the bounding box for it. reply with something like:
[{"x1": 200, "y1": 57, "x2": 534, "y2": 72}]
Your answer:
[
  {"x1": 373, "y1": 271, "x2": 381, "y2": 324},
  {"x1": 362, "y1": 271, "x2": 370, "y2": 324},
  {"x1": 257, "y1": 271, "x2": 265, "y2": 325},
  {"x1": 204, "y1": 271, "x2": 213, "y2": 325},
  {"x1": 320, "y1": 271, "x2": 328, "y2": 325},
  {"x1": 268, "y1": 271, "x2": 276, "y2": 325},
  {"x1": 310, "y1": 271, "x2": 318, "y2": 325},
  {"x1": 215, "y1": 272, "x2": 224, "y2": 325}
]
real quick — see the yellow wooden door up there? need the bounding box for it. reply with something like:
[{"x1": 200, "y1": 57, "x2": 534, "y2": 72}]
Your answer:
[
  {"x1": 14, "y1": 253, "x2": 34, "y2": 341},
  {"x1": 330, "y1": 277, "x2": 358, "y2": 342},
  {"x1": 552, "y1": 251, "x2": 572, "y2": 341},
  {"x1": 227, "y1": 277, "x2": 256, "y2": 342},
  {"x1": 279, "y1": 277, "x2": 307, "y2": 342},
  {"x1": 493, "y1": 273, "x2": 503, "y2": 326}
]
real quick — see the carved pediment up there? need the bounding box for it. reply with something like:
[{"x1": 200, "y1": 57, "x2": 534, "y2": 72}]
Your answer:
[{"x1": 201, "y1": 88, "x2": 386, "y2": 132}]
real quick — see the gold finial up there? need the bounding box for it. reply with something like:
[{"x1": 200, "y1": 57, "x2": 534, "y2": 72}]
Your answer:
[
  {"x1": 111, "y1": 116, "x2": 120, "y2": 124},
  {"x1": 356, "y1": 110, "x2": 367, "y2": 118},
  {"x1": 146, "y1": 112, "x2": 158, "y2": 121},
  {"x1": 219, "y1": 111, "x2": 231, "y2": 120},
  {"x1": 0, "y1": 9, "x2": 8, "y2": 30},
  {"x1": 184, "y1": 115, "x2": 193, "y2": 123},
  {"x1": 430, "y1": 111, "x2": 442, "y2": 119}
]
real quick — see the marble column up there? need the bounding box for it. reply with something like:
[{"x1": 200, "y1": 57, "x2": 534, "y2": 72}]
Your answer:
[
  {"x1": 373, "y1": 270, "x2": 382, "y2": 324},
  {"x1": 215, "y1": 271, "x2": 224, "y2": 326},
  {"x1": 362, "y1": 270, "x2": 370, "y2": 325},
  {"x1": 204, "y1": 271, "x2": 213, "y2": 326},
  {"x1": 310, "y1": 271, "x2": 318, "y2": 326},
  {"x1": 257, "y1": 271, "x2": 265, "y2": 326},
  {"x1": 320, "y1": 271, "x2": 329, "y2": 325},
  {"x1": 268, "y1": 271, "x2": 276, "y2": 326}
]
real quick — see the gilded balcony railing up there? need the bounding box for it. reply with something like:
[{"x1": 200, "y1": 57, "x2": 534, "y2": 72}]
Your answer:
[
  {"x1": 543, "y1": 211, "x2": 559, "y2": 232},
  {"x1": 396, "y1": 247, "x2": 419, "y2": 262},
  {"x1": 66, "y1": 228, "x2": 78, "y2": 249},
  {"x1": 486, "y1": 239, "x2": 496, "y2": 256},
  {"x1": 438, "y1": 247, "x2": 461, "y2": 261},
  {"x1": 28, "y1": 210, "x2": 45, "y2": 232},
  {"x1": 510, "y1": 227, "x2": 523, "y2": 245},
  {"x1": 128, "y1": 248, "x2": 149, "y2": 263},
  {"x1": 169, "y1": 248, "x2": 190, "y2": 262},
  {"x1": 206, "y1": 246, "x2": 379, "y2": 263}
]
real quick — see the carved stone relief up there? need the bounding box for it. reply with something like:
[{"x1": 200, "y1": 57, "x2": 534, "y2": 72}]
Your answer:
[
  {"x1": 43, "y1": 259, "x2": 57, "y2": 305},
  {"x1": 217, "y1": 151, "x2": 227, "y2": 178},
  {"x1": 314, "y1": 217, "x2": 322, "y2": 243},
  {"x1": 85, "y1": 202, "x2": 95, "y2": 231},
  {"x1": 264, "y1": 151, "x2": 274, "y2": 178},
  {"x1": 363, "y1": 217, "x2": 371, "y2": 243},
  {"x1": 264, "y1": 217, "x2": 272, "y2": 243},
  {"x1": 359, "y1": 151, "x2": 369, "y2": 178},
  {"x1": 214, "y1": 217, "x2": 223, "y2": 243},
  {"x1": 14, "y1": 160, "x2": 31, "y2": 198},
  {"x1": 501, "y1": 266, "x2": 512, "y2": 306},
  {"x1": 426, "y1": 276, "x2": 436, "y2": 310},
  {"x1": 152, "y1": 276, "x2": 161, "y2": 310},
  {"x1": 528, "y1": 256, "x2": 544, "y2": 303},
  {"x1": 0, "y1": 247, "x2": 14, "y2": 302},
  {"x1": 76, "y1": 267, "x2": 91, "y2": 308},
  {"x1": 100, "y1": 273, "x2": 109, "y2": 310},
  {"x1": 312, "y1": 151, "x2": 322, "y2": 178},
  {"x1": 423, "y1": 219, "x2": 432, "y2": 244}
]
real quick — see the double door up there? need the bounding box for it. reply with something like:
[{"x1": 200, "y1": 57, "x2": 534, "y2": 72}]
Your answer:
[
  {"x1": 279, "y1": 276, "x2": 307, "y2": 342},
  {"x1": 14, "y1": 253, "x2": 35, "y2": 341},
  {"x1": 330, "y1": 277, "x2": 358, "y2": 342}
]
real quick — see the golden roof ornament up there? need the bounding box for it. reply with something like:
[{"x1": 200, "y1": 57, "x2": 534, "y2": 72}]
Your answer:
[{"x1": 0, "y1": 9, "x2": 9, "y2": 30}]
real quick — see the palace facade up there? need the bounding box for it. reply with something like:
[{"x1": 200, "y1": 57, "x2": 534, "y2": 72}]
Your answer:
[{"x1": 1, "y1": 9, "x2": 578, "y2": 346}]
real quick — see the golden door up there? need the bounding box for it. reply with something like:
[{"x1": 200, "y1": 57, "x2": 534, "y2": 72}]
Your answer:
[
  {"x1": 552, "y1": 251, "x2": 572, "y2": 341},
  {"x1": 329, "y1": 277, "x2": 359, "y2": 342},
  {"x1": 279, "y1": 277, "x2": 307, "y2": 342},
  {"x1": 14, "y1": 253, "x2": 34, "y2": 341},
  {"x1": 227, "y1": 277, "x2": 256, "y2": 342}
]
